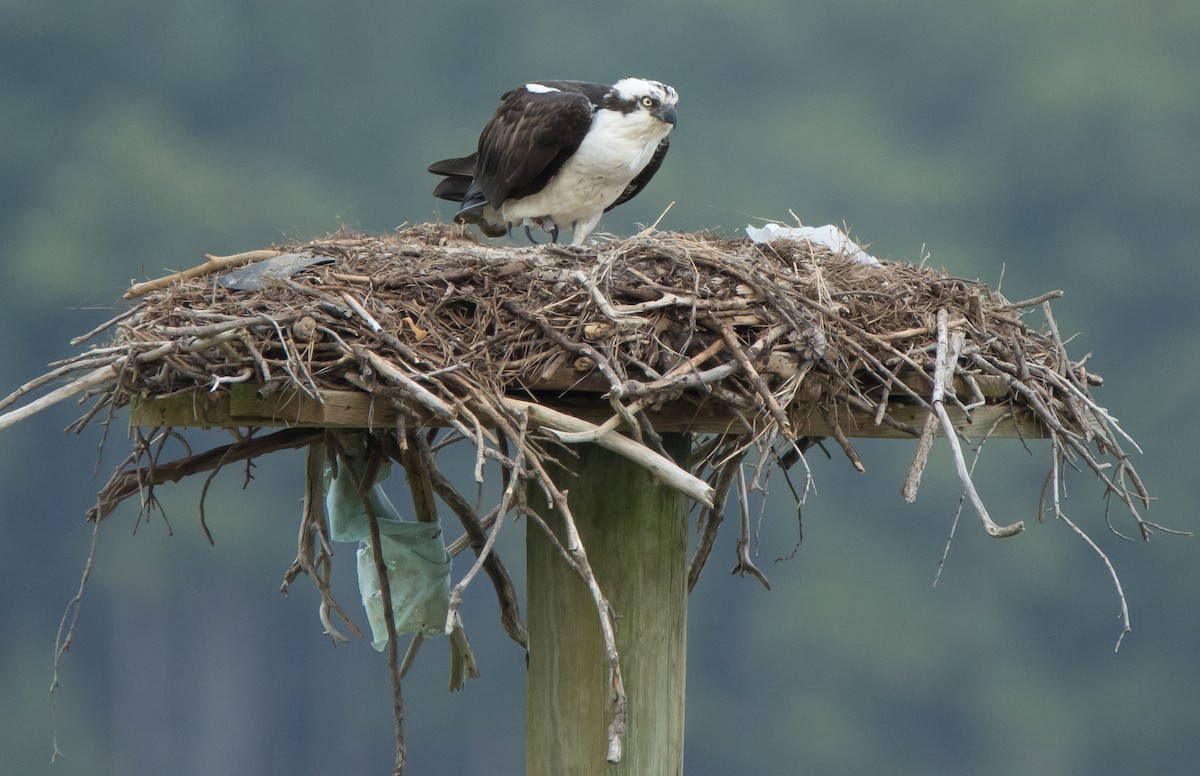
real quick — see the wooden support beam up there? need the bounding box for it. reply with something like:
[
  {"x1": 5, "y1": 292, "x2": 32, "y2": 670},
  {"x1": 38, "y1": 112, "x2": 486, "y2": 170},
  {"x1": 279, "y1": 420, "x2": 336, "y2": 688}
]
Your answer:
[
  {"x1": 129, "y1": 385, "x2": 1049, "y2": 439},
  {"x1": 130, "y1": 385, "x2": 400, "y2": 428},
  {"x1": 526, "y1": 435, "x2": 690, "y2": 775}
]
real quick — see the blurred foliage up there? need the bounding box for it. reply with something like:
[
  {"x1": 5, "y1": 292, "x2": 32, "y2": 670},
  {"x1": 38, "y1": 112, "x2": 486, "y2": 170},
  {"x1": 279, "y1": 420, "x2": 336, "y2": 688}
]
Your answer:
[{"x1": 1, "y1": 1, "x2": 1197, "y2": 774}]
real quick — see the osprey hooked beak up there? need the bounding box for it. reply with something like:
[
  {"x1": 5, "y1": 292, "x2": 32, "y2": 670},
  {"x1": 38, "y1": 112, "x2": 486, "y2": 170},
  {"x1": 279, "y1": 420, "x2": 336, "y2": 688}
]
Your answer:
[{"x1": 655, "y1": 103, "x2": 678, "y2": 127}]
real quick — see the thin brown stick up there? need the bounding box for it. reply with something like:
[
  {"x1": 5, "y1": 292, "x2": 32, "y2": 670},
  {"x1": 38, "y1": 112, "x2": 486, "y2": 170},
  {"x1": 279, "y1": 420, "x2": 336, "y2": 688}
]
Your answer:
[
  {"x1": 125, "y1": 249, "x2": 280, "y2": 298},
  {"x1": 357, "y1": 436, "x2": 406, "y2": 775},
  {"x1": 689, "y1": 449, "x2": 746, "y2": 591},
  {"x1": 51, "y1": 517, "x2": 102, "y2": 761},
  {"x1": 87, "y1": 428, "x2": 322, "y2": 522},
  {"x1": 427, "y1": 465, "x2": 528, "y2": 648},
  {"x1": 280, "y1": 442, "x2": 362, "y2": 642},
  {"x1": 712, "y1": 317, "x2": 793, "y2": 438},
  {"x1": 992, "y1": 289, "x2": 1063, "y2": 312},
  {"x1": 931, "y1": 310, "x2": 1023, "y2": 538},
  {"x1": 730, "y1": 464, "x2": 770, "y2": 589},
  {"x1": 819, "y1": 407, "x2": 865, "y2": 473}
]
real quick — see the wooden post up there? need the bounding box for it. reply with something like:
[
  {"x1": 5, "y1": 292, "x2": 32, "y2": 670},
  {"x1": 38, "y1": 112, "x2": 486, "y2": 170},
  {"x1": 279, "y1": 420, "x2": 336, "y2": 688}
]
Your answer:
[{"x1": 527, "y1": 434, "x2": 690, "y2": 775}]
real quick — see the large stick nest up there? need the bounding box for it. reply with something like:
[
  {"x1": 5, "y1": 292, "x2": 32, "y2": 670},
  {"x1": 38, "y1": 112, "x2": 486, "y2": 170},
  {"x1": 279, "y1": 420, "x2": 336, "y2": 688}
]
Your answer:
[
  {"x1": 9, "y1": 221, "x2": 1162, "y2": 586},
  {"x1": 1, "y1": 223, "x2": 1167, "y2": 760}
]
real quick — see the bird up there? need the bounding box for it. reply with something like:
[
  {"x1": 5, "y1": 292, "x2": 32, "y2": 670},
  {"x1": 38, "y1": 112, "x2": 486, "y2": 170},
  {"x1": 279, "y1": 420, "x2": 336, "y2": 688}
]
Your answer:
[{"x1": 428, "y1": 78, "x2": 678, "y2": 245}]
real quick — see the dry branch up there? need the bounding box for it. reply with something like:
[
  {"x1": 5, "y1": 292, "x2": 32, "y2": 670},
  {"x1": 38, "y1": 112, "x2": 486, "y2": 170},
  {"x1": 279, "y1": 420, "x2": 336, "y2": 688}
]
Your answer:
[{"x1": 124, "y1": 249, "x2": 281, "y2": 298}]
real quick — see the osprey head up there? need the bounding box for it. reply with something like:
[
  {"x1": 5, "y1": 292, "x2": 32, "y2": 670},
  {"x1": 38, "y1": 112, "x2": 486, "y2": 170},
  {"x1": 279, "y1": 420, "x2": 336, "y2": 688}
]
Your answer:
[{"x1": 607, "y1": 77, "x2": 679, "y2": 128}]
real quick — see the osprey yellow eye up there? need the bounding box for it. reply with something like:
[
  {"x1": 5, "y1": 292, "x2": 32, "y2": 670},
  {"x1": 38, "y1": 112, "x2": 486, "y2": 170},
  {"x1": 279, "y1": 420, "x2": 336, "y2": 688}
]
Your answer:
[{"x1": 641, "y1": 96, "x2": 656, "y2": 108}]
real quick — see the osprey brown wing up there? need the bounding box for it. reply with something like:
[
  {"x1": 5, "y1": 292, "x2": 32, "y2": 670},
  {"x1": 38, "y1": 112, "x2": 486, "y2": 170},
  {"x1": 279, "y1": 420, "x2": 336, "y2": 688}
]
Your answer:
[{"x1": 474, "y1": 88, "x2": 594, "y2": 208}]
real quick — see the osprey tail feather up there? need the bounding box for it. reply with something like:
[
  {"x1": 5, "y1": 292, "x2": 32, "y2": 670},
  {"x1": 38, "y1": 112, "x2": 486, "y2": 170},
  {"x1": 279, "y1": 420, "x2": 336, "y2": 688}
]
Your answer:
[{"x1": 427, "y1": 154, "x2": 509, "y2": 236}]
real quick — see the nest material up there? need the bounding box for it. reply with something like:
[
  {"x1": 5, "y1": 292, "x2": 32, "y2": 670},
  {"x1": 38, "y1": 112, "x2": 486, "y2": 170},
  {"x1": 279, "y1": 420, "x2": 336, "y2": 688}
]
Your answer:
[
  {"x1": 0, "y1": 223, "x2": 1165, "y2": 760},
  {"x1": 7, "y1": 221, "x2": 1160, "y2": 570},
  {"x1": 106, "y1": 226, "x2": 1083, "y2": 433}
]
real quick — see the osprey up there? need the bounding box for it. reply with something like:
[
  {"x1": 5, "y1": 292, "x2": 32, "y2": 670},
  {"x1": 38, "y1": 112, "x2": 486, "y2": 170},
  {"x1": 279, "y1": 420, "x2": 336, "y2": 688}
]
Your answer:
[{"x1": 428, "y1": 78, "x2": 678, "y2": 245}]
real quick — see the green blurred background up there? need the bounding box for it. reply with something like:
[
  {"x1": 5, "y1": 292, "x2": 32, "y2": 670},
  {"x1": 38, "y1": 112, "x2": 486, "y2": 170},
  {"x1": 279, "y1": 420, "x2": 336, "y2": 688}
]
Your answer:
[{"x1": 3, "y1": 1, "x2": 1197, "y2": 773}]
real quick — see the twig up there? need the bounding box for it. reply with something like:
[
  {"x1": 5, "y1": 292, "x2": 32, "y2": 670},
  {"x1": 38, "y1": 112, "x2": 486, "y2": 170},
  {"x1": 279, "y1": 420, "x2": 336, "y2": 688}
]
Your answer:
[
  {"x1": 360, "y1": 349, "x2": 455, "y2": 423},
  {"x1": 933, "y1": 414, "x2": 1009, "y2": 588},
  {"x1": 1048, "y1": 434, "x2": 1131, "y2": 650},
  {"x1": 643, "y1": 200, "x2": 675, "y2": 233},
  {"x1": 0, "y1": 362, "x2": 123, "y2": 431},
  {"x1": 124, "y1": 249, "x2": 280, "y2": 298},
  {"x1": 730, "y1": 464, "x2": 770, "y2": 589},
  {"x1": 397, "y1": 429, "x2": 439, "y2": 524},
  {"x1": 281, "y1": 442, "x2": 361, "y2": 642},
  {"x1": 0, "y1": 356, "x2": 120, "y2": 413},
  {"x1": 818, "y1": 407, "x2": 865, "y2": 473},
  {"x1": 87, "y1": 428, "x2": 322, "y2": 522},
  {"x1": 428, "y1": 467, "x2": 527, "y2": 648},
  {"x1": 688, "y1": 449, "x2": 745, "y2": 591},
  {"x1": 572, "y1": 270, "x2": 652, "y2": 323},
  {"x1": 444, "y1": 414, "x2": 526, "y2": 634},
  {"x1": 69, "y1": 307, "x2": 141, "y2": 346},
  {"x1": 357, "y1": 436, "x2": 406, "y2": 776},
  {"x1": 901, "y1": 411, "x2": 939, "y2": 502},
  {"x1": 711, "y1": 317, "x2": 793, "y2": 438},
  {"x1": 504, "y1": 398, "x2": 714, "y2": 507},
  {"x1": 342, "y1": 292, "x2": 384, "y2": 333},
  {"x1": 51, "y1": 516, "x2": 102, "y2": 761},
  {"x1": 158, "y1": 313, "x2": 296, "y2": 338},
  {"x1": 931, "y1": 310, "x2": 1023, "y2": 538},
  {"x1": 992, "y1": 289, "x2": 1063, "y2": 312}
]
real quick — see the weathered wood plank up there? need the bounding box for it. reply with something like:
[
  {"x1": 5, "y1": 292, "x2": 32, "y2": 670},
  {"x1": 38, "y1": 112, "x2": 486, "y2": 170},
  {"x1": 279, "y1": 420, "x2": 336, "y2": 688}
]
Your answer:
[
  {"x1": 130, "y1": 385, "x2": 401, "y2": 429},
  {"x1": 130, "y1": 385, "x2": 1048, "y2": 439},
  {"x1": 526, "y1": 435, "x2": 689, "y2": 775}
]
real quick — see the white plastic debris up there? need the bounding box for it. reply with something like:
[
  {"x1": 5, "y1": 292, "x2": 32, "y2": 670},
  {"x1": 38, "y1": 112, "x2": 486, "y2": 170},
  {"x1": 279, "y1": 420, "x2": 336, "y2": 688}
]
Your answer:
[{"x1": 745, "y1": 222, "x2": 880, "y2": 267}]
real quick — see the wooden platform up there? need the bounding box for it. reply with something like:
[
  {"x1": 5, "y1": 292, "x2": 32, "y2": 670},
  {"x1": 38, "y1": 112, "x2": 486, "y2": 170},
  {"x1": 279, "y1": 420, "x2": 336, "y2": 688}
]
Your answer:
[{"x1": 130, "y1": 382, "x2": 1046, "y2": 439}]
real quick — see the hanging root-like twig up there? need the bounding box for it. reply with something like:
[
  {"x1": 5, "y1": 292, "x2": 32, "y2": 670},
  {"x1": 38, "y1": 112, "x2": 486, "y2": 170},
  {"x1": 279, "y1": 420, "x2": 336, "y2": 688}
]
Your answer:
[
  {"x1": 51, "y1": 517, "x2": 102, "y2": 762},
  {"x1": 689, "y1": 446, "x2": 747, "y2": 592},
  {"x1": 731, "y1": 464, "x2": 771, "y2": 590},
  {"x1": 1045, "y1": 433, "x2": 1132, "y2": 651},
  {"x1": 933, "y1": 414, "x2": 1009, "y2": 588},
  {"x1": 280, "y1": 442, "x2": 362, "y2": 643},
  {"x1": 443, "y1": 417, "x2": 526, "y2": 637},
  {"x1": 356, "y1": 435, "x2": 406, "y2": 776},
  {"x1": 87, "y1": 428, "x2": 323, "y2": 522},
  {"x1": 932, "y1": 310, "x2": 1024, "y2": 538},
  {"x1": 427, "y1": 465, "x2": 528, "y2": 648}
]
